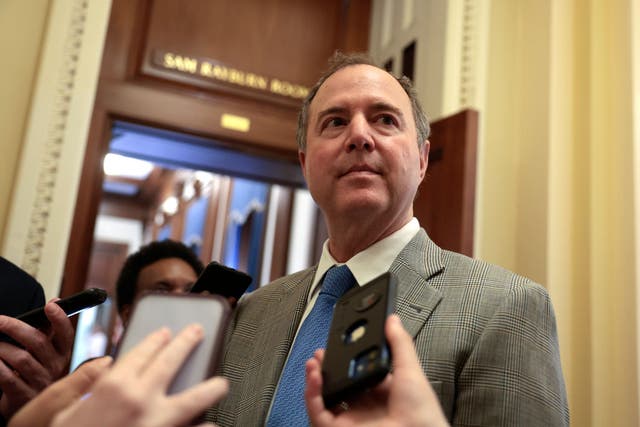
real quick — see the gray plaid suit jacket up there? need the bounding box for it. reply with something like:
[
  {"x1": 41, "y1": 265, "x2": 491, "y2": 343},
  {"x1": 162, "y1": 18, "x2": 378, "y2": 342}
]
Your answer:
[{"x1": 207, "y1": 229, "x2": 569, "y2": 426}]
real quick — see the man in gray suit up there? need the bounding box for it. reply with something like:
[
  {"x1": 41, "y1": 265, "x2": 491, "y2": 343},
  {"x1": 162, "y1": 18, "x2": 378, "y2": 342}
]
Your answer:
[{"x1": 209, "y1": 52, "x2": 569, "y2": 426}]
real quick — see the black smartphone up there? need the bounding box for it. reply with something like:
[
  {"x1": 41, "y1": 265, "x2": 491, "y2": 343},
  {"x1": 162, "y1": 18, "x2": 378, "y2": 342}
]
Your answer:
[
  {"x1": 321, "y1": 271, "x2": 397, "y2": 408},
  {"x1": 189, "y1": 261, "x2": 252, "y2": 301},
  {"x1": 16, "y1": 287, "x2": 108, "y2": 329},
  {"x1": 116, "y1": 293, "x2": 231, "y2": 395}
]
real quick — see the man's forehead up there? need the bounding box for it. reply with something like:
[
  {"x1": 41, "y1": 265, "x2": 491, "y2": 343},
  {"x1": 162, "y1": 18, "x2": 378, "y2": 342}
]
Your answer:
[{"x1": 310, "y1": 64, "x2": 410, "y2": 114}]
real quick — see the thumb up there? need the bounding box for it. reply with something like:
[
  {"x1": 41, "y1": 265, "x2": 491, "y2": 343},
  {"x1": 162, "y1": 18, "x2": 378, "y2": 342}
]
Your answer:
[{"x1": 64, "y1": 357, "x2": 112, "y2": 396}]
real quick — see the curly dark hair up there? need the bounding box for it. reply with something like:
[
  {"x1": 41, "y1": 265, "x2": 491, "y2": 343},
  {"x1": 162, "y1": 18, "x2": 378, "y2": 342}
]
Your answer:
[{"x1": 115, "y1": 240, "x2": 204, "y2": 314}]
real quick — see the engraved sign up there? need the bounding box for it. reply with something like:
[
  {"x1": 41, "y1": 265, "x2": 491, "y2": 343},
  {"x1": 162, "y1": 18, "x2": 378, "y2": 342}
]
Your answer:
[{"x1": 152, "y1": 50, "x2": 309, "y2": 99}]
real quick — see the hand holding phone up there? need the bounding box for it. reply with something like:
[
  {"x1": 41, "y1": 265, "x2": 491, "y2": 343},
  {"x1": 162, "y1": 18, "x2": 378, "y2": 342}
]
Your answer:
[
  {"x1": 116, "y1": 293, "x2": 230, "y2": 395},
  {"x1": 16, "y1": 288, "x2": 108, "y2": 329},
  {"x1": 321, "y1": 272, "x2": 397, "y2": 408},
  {"x1": 306, "y1": 315, "x2": 449, "y2": 427},
  {"x1": 0, "y1": 288, "x2": 107, "y2": 348}
]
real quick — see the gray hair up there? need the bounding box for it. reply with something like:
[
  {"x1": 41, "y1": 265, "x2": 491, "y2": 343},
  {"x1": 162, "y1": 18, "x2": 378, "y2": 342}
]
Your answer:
[{"x1": 296, "y1": 51, "x2": 430, "y2": 151}]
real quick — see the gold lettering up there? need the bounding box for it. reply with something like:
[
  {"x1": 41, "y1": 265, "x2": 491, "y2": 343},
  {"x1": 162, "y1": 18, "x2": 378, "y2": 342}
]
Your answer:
[
  {"x1": 270, "y1": 79, "x2": 282, "y2": 94},
  {"x1": 229, "y1": 69, "x2": 245, "y2": 85},
  {"x1": 213, "y1": 65, "x2": 228, "y2": 81},
  {"x1": 245, "y1": 73, "x2": 268, "y2": 90},
  {"x1": 173, "y1": 55, "x2": 198, "y2": 73},
  {"x1": 295, "y1": 86, "x2": 309, "y2": 98},
  {"x1": 160, "y1": 52, "x2": 308, "y2": 97},
  {"x1": 163, "y1": 53, "x2": 176, "y2": 69},
  {"x1": 200, "y1": 62, "x2": 212, "y2": 77},
  {"x1": 269, "y1": 79, "x2": 308, "y2": 98}
]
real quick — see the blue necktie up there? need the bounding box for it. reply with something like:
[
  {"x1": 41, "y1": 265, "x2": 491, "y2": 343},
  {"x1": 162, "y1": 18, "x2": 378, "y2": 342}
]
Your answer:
[{"x1": 266, "y1": 265, "x2": 356, "y2": 426}]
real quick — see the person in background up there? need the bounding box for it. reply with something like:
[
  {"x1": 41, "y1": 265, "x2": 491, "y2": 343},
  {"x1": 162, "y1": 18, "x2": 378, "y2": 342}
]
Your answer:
[
  {"x1": 0, "y1": 257, "x2": 75, "y2": 425},
  {"x1": 208, "y1": 52, "x2": 569, "y2": 426},
  {"x1": 115, "y1": 240, "x2": 204, "y2": 326}
]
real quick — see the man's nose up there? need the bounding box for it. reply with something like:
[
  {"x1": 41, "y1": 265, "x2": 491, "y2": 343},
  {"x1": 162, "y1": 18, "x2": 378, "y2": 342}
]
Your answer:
[{"x1": 346, "y1": 115, "x2": 375, "y2": 152}]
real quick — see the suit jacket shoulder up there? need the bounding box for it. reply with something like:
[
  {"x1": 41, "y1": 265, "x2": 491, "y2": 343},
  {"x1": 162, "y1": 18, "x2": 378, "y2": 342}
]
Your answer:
[{"x1": 395, "y1": 230, "x2": 569, "y2": 426}]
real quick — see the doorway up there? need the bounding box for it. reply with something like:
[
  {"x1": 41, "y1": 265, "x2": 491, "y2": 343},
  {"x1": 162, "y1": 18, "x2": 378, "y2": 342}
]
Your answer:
[{"x1": 70, "y1": 120, "x2": 325, "y2": 367}]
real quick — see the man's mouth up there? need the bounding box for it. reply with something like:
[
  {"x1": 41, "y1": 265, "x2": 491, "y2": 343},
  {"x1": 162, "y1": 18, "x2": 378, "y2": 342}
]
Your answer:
[{"x1": 340, "y1": 164, "x2": 380, "y2": 177}]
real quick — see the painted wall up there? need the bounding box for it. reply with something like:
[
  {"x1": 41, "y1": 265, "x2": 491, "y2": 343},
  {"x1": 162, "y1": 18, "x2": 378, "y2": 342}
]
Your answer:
[
  {"x1": 0, "y1": 0, "x2": 50, "y2": 241},
  {"x1": 371, "y1": 0, "x2": 640, "y2": 424}
]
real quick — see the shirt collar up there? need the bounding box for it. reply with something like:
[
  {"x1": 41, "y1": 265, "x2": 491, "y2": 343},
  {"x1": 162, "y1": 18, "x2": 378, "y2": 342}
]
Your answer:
[{"x1": 311, "y1": 218, "x2": 420, "y2": 297}]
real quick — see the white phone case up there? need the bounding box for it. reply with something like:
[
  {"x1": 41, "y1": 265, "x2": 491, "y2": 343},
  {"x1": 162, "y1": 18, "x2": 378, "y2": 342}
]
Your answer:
[{"x1": 116, "y1": 293, "x2": 231, "y2": 394}]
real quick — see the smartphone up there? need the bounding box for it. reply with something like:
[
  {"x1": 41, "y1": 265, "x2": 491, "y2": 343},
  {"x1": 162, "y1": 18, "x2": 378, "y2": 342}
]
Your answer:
[
  {"x1": 321, "y1": 271, "x2": 397, "y2": 408},
  {"x1": 16, "y1": 287, "x2": 108, "y2": 329},
  {"x1": 116, "y1": 292, "x2": 231, "y2": 395},
  {"x1": 189, "y1": 261, "x2": 252, "y2": 301}
]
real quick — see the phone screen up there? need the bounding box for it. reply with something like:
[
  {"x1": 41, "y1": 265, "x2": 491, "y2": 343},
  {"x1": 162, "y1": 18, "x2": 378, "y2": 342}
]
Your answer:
[{"x1": 116, "y1": 293, "x2": 231, "y2": 394}]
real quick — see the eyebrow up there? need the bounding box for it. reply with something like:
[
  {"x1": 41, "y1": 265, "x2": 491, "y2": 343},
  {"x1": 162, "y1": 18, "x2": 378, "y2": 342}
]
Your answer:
[
  {"x1": 369, "y1": 102, "x2": 404, "y2": 119},
  {"x1": 315, "y1": 106, "x2": 349, "y2": 124},
  {"x1": 315, "y1": 102, "x2": 405, "y2": 124}
]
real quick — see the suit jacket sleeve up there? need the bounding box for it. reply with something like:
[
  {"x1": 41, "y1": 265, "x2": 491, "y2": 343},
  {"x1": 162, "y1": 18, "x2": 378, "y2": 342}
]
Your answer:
[{"x1": 452, "y1": 281, "x2": 569, "y2": 426}]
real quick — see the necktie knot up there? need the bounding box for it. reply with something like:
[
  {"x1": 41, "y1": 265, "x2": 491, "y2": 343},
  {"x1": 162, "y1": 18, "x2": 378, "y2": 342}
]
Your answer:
[{"x1": 320, "y1": 265, "x2": 356, "y2": 299}]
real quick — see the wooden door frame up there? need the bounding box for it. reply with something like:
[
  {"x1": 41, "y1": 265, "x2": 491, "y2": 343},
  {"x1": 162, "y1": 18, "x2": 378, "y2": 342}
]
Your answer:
[{"x1": 61, "y1": 0, "x2": 371, "y2": 297}]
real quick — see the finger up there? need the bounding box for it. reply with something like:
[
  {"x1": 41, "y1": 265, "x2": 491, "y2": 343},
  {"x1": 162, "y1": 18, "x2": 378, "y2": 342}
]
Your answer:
[
  {"x1": 165, "y1": 376, "x2": 229, "y2": 424},
  {"x1": 20, "y1": 303, "x2": 75, "y2": 382},
  {"x1": 11, "y1": 355, "x2": 111, "y2": 427},
  {"x1": 44, "y1": 302, "x2": 75, "y2": 356},
  {"x1": 112, "y1": 328, "x2": 171, "y2": 378},
  {"x1": 0, "y1": 342, "x2": 50, "y2": 390},
  {"x1": 0, "y1": 315, "x2": 42, "y2": 350},
  {"x1": 0, "y1": 311, "x2": 65, "y2": 382},
  {"x1": 305, "y1": 356, "x2": 334, "y2": 426},
  {"x1": 0, "y1": 355, "x2": 35, "y2": 410},
  {"x1": 43, "y1": 356, "x2": 111, "y2": 403},
  {"x1": 142, "y1": 324, "x2": 204, "y2": 388}
]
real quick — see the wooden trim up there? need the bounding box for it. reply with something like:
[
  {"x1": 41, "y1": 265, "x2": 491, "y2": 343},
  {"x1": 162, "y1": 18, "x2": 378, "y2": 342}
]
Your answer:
[
  {"x1": 200, "y1": 190, "x2": 217, "y2": 263},
  {"x1": 62, "y1": 0, "x2": 371, "y2": 298},
  {"x1": 60, "y1": 109, "x2": 111, "y2": 298},
  {"x1": 413, "y1": 109, "x2": 478, "y2": 257},
  {"x1": 269, "y1": 187, "x2": 294, "y2": 281}
]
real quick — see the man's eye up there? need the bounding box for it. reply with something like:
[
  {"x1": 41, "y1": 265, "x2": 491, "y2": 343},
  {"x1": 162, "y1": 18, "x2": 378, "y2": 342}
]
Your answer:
[
  {"x1": 324, "y1": 117, "x2": 347, "y2": 128},
  {"x1": 376, "y1": 115, "x2": 397, "y2": 126}
]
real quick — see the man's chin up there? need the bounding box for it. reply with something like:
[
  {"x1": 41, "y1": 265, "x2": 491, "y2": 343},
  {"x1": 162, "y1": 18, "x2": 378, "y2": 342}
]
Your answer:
[{"x1": 335, "y1": 195, "x2": 387, "y2": 216}]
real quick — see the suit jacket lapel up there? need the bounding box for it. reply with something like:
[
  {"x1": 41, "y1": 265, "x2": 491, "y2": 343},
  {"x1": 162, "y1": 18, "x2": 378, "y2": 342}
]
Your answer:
[
  {"x1": 242, "y1": 268, "x2": 316, "y2": 424},
  {"x1": 390, "y1": 229, "x2": 445, "y2": 337}
]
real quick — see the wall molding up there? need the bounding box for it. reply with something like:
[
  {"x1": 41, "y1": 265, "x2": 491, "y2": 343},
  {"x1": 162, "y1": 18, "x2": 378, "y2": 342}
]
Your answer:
[
  {"x1": 2, "y1": 0, "x2": 111, "y2": 297},
  {"x1": 22, "y1": 0, "x2": 89, "y2": 276}
]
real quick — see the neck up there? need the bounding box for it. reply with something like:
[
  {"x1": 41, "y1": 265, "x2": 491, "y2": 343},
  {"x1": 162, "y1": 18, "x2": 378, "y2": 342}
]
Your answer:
[{"x1": 325, "y1": 213, "x2": 411, "y2": 262}]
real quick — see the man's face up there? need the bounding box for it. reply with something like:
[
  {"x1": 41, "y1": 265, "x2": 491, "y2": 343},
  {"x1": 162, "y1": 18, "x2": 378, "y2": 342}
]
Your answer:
[
  {"x1": 120, "y1": 257, "x2": 198, "y2": 324},
  {"x1": 300, "y1": 64, "x2": 428, "y2": 231}
]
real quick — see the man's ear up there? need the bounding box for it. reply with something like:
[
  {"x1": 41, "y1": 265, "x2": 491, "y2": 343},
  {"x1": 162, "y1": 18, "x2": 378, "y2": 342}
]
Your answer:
[
  {"x1": 120, "y1": 304, "x2": 131, "y2": 327},
  {"x1": 298, "y1": 150, "x2": 307, "y2": 179},
  {"x1": 419, "y1": 140, "x2": 430, "y2": 181}
]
